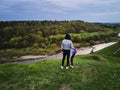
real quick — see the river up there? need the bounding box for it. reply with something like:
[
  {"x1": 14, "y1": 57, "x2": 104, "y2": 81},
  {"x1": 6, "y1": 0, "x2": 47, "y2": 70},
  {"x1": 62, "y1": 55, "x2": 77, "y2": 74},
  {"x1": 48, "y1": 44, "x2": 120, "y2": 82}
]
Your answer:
[{"x1": 14, "y1": 42, "x2": 116, "y2": 64}]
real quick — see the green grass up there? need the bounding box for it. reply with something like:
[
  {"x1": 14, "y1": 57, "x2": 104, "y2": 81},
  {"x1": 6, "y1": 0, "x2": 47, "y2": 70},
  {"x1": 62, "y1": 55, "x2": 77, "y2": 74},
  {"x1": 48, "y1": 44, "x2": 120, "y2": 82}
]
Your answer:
[
  {"x1": 93, "y1": 43, "x2": 120, "y2": 63},
  {"x1": 0, "y1": 43, "x2": 120, "y2": 90}
]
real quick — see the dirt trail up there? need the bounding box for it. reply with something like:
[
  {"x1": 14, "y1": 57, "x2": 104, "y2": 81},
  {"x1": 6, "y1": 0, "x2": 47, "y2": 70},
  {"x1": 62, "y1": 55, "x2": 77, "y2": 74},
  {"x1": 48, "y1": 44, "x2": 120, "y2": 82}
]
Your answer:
[{"x1": 14, "y1": 42, "x2": 116, "y2": 64}]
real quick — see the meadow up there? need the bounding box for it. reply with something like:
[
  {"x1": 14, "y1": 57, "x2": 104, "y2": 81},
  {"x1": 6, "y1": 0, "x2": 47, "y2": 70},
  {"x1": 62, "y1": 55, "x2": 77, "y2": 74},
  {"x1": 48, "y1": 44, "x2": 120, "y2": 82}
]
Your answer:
[{"x1": 0, "y1": 43, "x2": 119, "y2": 90}]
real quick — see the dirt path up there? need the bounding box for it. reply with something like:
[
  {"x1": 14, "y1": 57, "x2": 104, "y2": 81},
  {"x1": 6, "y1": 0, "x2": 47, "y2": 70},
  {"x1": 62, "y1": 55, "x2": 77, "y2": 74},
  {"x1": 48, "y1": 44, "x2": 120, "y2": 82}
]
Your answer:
[{"x1": 14, "y1": 42, "x2": 116, "y2": 64}]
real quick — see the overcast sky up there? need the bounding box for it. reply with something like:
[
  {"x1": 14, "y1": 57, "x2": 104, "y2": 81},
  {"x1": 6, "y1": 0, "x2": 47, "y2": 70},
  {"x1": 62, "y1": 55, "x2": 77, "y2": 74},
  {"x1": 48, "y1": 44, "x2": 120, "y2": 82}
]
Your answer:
[{"x1": 0, "y1": 0, "x2": 120, "y2": 22}]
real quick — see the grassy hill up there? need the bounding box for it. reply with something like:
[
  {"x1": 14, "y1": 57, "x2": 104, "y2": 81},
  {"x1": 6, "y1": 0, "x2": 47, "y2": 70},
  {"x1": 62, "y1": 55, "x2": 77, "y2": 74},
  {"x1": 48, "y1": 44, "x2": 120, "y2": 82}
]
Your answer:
[
  {"x1": 0, "y1": 43, "x2": 120, "y2": 90},
  {"x1": 93, "y1": 42, "x2": 120, "y2": 63}
]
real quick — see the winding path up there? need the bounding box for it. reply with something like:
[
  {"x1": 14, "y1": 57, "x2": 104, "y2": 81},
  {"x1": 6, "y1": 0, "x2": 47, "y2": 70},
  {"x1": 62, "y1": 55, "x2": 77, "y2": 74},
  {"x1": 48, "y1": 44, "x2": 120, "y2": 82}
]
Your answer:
[{"x1": 15, "y1": 42, "x2": 116, "y2": 64}]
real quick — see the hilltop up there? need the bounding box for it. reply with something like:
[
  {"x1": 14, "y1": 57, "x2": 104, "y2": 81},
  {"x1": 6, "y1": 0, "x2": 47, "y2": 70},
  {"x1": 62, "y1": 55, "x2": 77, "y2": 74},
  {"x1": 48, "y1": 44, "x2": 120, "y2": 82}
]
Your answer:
[{"x1": 0, "y1": 43, "x2": 119, "y2": 90}]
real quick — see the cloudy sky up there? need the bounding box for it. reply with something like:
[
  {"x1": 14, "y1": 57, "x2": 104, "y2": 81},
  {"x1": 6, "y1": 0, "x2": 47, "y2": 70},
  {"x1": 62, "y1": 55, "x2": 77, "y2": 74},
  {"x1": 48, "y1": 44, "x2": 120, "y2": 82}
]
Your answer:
[{"x1": 0, "y1": 0, "x2": 120, "y2": 22}]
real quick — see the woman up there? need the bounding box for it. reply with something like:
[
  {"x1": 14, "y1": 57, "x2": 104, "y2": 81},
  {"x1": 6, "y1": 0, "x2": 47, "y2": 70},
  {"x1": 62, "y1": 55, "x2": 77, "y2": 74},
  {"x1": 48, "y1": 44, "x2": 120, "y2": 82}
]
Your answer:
[{"x1": 61, "y1": 34, "x2": 74, "y2": 69}]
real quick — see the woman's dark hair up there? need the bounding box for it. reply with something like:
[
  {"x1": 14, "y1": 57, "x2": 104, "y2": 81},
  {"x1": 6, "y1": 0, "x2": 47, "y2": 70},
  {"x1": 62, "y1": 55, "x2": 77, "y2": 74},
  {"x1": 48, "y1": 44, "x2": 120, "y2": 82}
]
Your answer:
[{"x1": 65, "y1": 34, "x2": 71, "y2": 40}]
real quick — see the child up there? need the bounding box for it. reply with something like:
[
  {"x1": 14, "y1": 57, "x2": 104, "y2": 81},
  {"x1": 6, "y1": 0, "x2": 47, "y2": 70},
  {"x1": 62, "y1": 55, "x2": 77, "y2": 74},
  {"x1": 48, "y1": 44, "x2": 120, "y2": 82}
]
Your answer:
[{"x1": 70, "y1": 49, "x2": 77, "y2": 68}]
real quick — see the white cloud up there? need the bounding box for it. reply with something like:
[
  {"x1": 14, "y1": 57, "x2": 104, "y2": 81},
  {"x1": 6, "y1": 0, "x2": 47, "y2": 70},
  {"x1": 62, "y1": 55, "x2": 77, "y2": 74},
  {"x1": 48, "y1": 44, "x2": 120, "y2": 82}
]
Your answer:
[
  {"x1": 1, "y1": 0, "x2": 120, "y2": 12},
  {"x1": 89, "y1": 11, "x2": 120, "y2": 18},
  {"x1": 45, "y1": 0, "x2": 119, "y2": 9},
  {"x1": 1, "y1": 0, "x2": 120, "y2": 8},
  {"x1": 0, "y1": 0, "x2": 46, "y2": 13}
]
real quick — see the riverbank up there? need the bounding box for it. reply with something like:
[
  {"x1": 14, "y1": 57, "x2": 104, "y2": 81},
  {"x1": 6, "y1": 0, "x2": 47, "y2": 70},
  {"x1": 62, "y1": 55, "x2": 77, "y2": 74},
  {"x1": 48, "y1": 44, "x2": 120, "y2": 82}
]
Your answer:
[{"x1": 13, "y1": 42, "x2": 116, "y2": 64}]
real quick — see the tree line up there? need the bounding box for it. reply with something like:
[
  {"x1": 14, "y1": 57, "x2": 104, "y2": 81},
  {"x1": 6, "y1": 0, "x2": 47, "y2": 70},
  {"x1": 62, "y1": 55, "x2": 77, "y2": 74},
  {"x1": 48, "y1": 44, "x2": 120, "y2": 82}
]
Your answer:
[{"x1": 0, "y1": 20, "x2": 119, "y2": 50}]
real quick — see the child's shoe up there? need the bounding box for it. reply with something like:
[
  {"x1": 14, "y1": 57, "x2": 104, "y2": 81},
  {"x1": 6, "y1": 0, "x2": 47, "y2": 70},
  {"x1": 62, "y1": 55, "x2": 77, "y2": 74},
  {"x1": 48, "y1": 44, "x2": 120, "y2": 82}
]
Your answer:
[{"x1": 70, "y1": 65, "x2": 74, "y2": 68}]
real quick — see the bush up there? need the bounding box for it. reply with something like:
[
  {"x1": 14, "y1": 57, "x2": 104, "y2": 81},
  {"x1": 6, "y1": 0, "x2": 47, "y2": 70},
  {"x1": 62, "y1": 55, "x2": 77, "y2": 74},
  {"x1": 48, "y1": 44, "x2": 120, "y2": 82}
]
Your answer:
[{"x1": 33, "y1": 43, "x2": 39, "y2": 49}]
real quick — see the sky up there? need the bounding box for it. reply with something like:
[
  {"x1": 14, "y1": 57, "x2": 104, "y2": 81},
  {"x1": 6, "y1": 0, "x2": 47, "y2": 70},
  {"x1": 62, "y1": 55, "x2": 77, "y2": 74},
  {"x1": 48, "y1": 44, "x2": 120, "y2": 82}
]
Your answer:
[{"x1": 0, "y1": 0, "x2": 120, "y2": 22}]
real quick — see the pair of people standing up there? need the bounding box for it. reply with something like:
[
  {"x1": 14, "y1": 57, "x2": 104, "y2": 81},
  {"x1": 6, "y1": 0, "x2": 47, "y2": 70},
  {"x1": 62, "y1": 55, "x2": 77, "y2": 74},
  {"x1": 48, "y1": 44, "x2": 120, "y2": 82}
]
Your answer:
[{"x1": 61, "y1": 34, "x2": 76, "y2": 69}]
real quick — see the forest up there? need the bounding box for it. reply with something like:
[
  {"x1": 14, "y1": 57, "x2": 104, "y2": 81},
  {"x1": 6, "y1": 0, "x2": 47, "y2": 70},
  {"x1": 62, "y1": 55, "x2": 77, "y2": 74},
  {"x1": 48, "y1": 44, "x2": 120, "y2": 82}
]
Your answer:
[{"x1": 0, "y1": 20, "x2": 119, "y2": 61}]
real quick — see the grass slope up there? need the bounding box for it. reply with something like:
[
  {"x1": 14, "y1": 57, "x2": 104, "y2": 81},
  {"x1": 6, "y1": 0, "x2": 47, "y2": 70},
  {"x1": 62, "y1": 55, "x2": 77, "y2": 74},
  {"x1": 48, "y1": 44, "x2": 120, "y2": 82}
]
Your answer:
[
  {"x1": 0, "y1": 43, "x2": 120, "y2": 90},
  {"x1": 93, "y1": 43, "x2": 120, "y2": 63}
]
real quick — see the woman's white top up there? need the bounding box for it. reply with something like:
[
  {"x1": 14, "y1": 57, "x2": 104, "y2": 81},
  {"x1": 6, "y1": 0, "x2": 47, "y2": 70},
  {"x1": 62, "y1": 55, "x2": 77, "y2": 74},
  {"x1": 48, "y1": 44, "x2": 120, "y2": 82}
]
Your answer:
[{"x1": 61, "y1": 39, "x2": 74, "y2": 50}]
